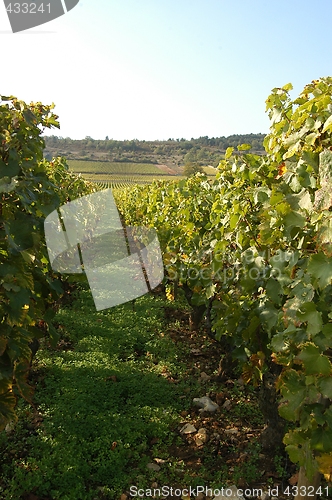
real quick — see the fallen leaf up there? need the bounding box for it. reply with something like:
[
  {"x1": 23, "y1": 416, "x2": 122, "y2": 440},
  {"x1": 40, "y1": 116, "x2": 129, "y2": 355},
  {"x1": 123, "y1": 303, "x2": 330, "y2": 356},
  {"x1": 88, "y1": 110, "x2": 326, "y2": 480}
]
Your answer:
[{"x1": 289, "y1": 472, "x2": 299, "y2": 485}]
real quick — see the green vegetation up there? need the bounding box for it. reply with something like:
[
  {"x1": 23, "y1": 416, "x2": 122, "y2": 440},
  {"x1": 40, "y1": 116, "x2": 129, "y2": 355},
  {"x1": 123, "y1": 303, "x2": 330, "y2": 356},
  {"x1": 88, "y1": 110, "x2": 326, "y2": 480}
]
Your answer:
[
  {"x1": 2, "y1": 78, "x2": 332, "y2": 499},
  {"x1": 116, "y1": 78, "x2": 332, "y2": 494},
  {"x1": 66, "y1": 160, "x2": 185, "y2": 188},
  {"x1": 183, "y1": 161, "x2": 204, "y2": 177},
  {"x1": 0, "y1": 284, "x2": 269, "y2": 499},
  {"x1": 44, "y1": 133, "x2": 266, "y2": 168},
  {"x1": 0, "y1": 95, "x2": 97, "y2": 431},
  {"x1": 67, "y1": 160, "x2": 166, "y2": 176}
]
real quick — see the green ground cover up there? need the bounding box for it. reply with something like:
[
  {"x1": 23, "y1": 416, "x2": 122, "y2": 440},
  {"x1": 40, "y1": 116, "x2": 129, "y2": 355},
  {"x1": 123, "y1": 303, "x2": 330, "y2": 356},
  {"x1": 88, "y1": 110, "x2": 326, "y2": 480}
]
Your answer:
[{"x1": 0, "y1": 284, "x2": 286, "y2": 500}]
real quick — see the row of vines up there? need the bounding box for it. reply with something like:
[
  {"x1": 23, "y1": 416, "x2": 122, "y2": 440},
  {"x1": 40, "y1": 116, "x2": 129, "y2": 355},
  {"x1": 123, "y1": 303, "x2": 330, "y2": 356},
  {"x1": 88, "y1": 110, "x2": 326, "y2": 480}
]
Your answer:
[
  {"x1": 93, "y1": 177, "x2": 157, "y2": 190},
  {"x1": 114, "y1": 78, "x2": 332, "y2": 496},
  {"x1": 0, "y1": 96, "x2": 97, "y2": 430}
]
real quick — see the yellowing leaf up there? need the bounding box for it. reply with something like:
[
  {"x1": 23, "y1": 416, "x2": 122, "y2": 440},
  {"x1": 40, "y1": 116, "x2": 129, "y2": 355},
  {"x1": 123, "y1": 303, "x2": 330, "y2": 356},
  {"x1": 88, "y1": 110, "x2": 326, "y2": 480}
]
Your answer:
[
  {"x1": 322, "y1": 114, "x2": 332, "y2": 133},
  {"x1": 316, "y1": 453, "x2": 332, "y2": 477}
]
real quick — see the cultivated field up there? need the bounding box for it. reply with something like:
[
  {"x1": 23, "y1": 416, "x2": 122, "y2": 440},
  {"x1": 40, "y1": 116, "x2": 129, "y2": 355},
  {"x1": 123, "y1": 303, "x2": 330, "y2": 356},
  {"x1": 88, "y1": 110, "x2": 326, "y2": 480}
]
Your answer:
[
  {"x1": 67, "y1": 160, "x2": 186, "y2": 188},
  {"x1": 67, "y1": 160, "x2": 216, "y2": 189}
]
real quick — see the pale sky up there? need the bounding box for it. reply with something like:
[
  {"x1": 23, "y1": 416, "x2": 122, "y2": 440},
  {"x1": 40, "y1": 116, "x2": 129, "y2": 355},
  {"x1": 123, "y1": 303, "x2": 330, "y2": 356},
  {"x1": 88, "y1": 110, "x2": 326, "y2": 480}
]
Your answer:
[{"x1": 1, "y1": 0, "x2": 332, "y2": 141}]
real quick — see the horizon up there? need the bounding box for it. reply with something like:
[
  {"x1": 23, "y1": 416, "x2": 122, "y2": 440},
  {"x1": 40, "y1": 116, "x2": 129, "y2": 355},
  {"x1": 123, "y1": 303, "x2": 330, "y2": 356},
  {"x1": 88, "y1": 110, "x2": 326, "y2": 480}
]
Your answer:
[{"x1": 43, "y1": 132, "x2": 267, "y2": 142}]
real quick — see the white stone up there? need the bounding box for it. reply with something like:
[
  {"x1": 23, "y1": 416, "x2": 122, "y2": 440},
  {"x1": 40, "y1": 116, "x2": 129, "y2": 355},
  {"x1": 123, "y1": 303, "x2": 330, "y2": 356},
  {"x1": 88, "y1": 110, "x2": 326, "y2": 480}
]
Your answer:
[
  {"x1": 180, "y1": 423, "x2": 197, "y2": 434},
  {"x1": 194, "y1": 428, "x2": 208, "y2": 446},
  {"x1": 193, "y1": 396, "x2": 219, "y2": 412},
  {"x1": 224, "y1": 428, "x2": 239, "y2": 435}
]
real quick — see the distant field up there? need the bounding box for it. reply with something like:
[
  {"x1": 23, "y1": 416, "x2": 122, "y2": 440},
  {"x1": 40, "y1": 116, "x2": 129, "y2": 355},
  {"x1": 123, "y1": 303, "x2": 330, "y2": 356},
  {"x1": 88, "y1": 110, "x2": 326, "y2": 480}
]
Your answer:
[
  {"x1": 67, "y1": 160, "x2": 216, "y2": 189},
  {"x1": 67, "y1": 159, "x2": 185, "y2": 188},
  {"x1": 85, "y1": 174, "x2": 185, "y2": 190},
  {"x1": 67, "y1": 160, "x2": 168, "y2": 175}
]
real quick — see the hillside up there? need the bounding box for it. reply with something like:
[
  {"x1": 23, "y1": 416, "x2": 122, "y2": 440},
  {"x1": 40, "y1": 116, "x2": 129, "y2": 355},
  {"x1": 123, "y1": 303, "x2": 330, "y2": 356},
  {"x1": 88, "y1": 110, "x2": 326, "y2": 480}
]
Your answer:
[{"x1": 43, "y1": 134, "x2": 266, "y2": 172}]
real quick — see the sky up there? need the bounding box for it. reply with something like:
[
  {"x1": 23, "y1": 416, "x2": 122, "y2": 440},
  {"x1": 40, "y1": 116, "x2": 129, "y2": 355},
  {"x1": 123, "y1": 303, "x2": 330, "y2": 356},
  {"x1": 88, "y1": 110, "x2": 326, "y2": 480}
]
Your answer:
[{"x1": 1, "y1": 0, "x2": 332, "y2": 141}]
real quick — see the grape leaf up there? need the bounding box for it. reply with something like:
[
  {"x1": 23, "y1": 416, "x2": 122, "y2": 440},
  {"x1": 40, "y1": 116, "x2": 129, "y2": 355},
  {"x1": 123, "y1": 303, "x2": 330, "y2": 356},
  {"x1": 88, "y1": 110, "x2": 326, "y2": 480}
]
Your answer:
[
  {"x1": 298, "y1": 344, "x2": 331, "y2": 375},
  {"x1": 307, "y1": 252, "x2": 332, "y2": 289}
]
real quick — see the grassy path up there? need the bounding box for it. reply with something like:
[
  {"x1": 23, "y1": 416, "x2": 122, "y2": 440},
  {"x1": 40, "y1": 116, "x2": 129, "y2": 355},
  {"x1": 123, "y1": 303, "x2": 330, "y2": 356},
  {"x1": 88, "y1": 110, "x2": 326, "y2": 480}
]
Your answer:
[
  {"x1": 0, "y1": 284, "x2": 285, "y2": 500},
  {"x1": 2, "y1": 286, "x2": 196, "y2": 498}
]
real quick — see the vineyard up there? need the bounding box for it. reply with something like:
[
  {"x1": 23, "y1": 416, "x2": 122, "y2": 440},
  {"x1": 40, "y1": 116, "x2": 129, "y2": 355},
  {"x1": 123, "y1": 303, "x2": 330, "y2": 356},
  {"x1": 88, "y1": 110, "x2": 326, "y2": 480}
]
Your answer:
[
  {"x1": 67, "y1": 160, "x2": 180, "y2": 188},
  {"x1": 85, "y1": 175, "x2": 182, "y2": 190},
  {"x1": 67, "y1": 160, "x2": 167, "y2": 175},
  {"x1": 115, "y1": 78, "x2": 332, "y2": 499},
  {"x1": 67, "y1": 160, "x2": 216, "y2": 189},
  {"x1": 2, "y1": 78, "x2": 332, "y2": 499}
]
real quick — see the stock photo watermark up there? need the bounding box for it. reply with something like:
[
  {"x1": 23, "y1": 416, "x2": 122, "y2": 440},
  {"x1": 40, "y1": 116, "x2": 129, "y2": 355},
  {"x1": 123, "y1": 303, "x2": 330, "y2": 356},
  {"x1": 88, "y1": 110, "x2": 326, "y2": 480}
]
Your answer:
[
  {"x1": 129, "y1": 484, "x2": 330, "y2": 498},
  {"x1": 165, "y1": 246, "x2": 296, "y2": 284},
  {"x1": 44, "y1": 189, "x2": 296, "y2": 311},
  {"x1": 44, "y1": 189, "x2": 164, "y2": 311},
  {"x1": 3, "y1": 0, "x2": 80, "y2": 33}
]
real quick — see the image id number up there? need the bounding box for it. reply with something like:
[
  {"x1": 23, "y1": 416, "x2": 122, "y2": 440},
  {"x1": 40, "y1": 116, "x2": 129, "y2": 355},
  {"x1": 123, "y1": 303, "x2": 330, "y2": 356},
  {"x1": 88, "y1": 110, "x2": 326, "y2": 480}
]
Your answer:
[
  {"x1": 283, "y1": 486, "x2": 330, "y2": 497},
  {"x1": 6, "y1": 3, "x2": 51, "y2": 14}
]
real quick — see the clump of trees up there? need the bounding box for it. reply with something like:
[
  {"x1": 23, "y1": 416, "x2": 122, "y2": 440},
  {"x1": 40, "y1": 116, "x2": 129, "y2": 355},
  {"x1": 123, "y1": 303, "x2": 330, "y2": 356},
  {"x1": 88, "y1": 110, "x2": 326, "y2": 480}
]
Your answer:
[{"x1": 183, "y1": 161, "x2": 204, "y2": 177}]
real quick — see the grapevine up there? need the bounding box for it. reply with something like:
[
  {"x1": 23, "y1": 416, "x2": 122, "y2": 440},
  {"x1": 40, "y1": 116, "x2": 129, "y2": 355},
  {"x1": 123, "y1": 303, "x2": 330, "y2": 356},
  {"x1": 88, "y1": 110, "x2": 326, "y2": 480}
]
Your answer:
[
  {"x1": 0, "y1": 96, "x2": 96, "y2": 429},
  {"x1": 115, "y1": 78, "x2": 332, "y2": 492}
]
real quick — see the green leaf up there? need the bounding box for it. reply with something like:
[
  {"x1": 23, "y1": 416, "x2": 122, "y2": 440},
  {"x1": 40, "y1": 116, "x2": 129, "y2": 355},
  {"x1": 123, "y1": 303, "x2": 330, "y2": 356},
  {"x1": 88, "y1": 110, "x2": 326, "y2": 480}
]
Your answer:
[
  {"x1": 305, "y1": 132, "x2": 319, "y2": 146},
  {"x1": 284, "y1": 211, "x2": 306, "y2": 229},
  {"x1": 271, "y1": 332, "x2": 289, "y2": 352},
  {"x1": 307, "y1": 252, "x2": 332, "y2": 289},
  {"x1": 266, "y1": 278, "x2": 283, "y2": 305},
  {"x1": 20, "y1": 250, "x2": 36, "y2": 264},
  {"x1": 225, "y1": 147, "x2": 234, "y2": 160},
  {"x1": 298, "y1": 190, "x2": 313, "y2": 212},
  {"x1": 0, "y1": 175, "x2": 18, "y2": 193},
  {"x1": 0, "y1": 159, "x2": 21, "y2": 179},
  {"x1": 298, "y1": 344, "x2": 331, "y2": 375},
  {"x1": 48, "y1": 323, "x2": 60, "y2": 348},
  {"x1": 319, "y1": 376, "x2": 332, "y2": 398},
  {"x1": 285, "y1": 445, "x2": 304, "y2": 466},
  {"x1": 4, "y1": 214, "x2": 34, "y2": 251},
  {"x1": 0, "y1": 336, "x2": 7, "y2": 356},
  {"x1": 22, "y1": 108, "x2": 37, "y2": 125},
  {"x1": 278, "y1": 370, "x2": 307, "y2": 420},
  {"x1": 205, "y1": 284, "x2": 216, "y2": 299},
  {"x1": 322, "y1": 114, "x2": 332, "y2": 133},
  {"x1": 3, "y1": 283, "x2": 20, "y2": 292},
  {"x1": 6, "y1": 288, "x2": 31, "y2": 310},
  {"x1": 0, "y1": 389, "x2": 17, "y2": 432},
  {"x1": 13, "y1": 359, "x2": 34, "y2": 403},
  {"x1": 230, "y1": 213, "x2": 239, "y2": 229},
  {"x1": 253, "y1": 187, "x2": 271, "y2": 204},
  {"x1": 279, "y1": 390, "x2": 306, "y2": 421},
  {"x1": 297, "y1": 302, "x2": 322, "y2": 335},
  {"x1": 282, "y1": 83, "x2": 293, "y2": 92},
  {"x1": 259, "y1": 302, "x2": 279, "y2": 331},
  {"x1": 302, "y1": 151, "x2": 319, "y2": 171},
  {"x1": 237, "y1": 144, "x2": 251, "y2": 151},
  {"x1": 311, "y1": 427, "x2": 332, "y2": 452}
]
